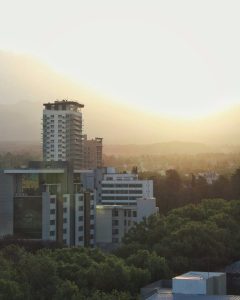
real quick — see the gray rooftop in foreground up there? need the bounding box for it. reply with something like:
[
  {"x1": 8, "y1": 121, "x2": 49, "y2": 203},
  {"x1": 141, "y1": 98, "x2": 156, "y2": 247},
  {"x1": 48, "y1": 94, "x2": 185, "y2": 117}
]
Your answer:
[{"x1": 148, "y1": 294, "x2": 240, "y2": 300}]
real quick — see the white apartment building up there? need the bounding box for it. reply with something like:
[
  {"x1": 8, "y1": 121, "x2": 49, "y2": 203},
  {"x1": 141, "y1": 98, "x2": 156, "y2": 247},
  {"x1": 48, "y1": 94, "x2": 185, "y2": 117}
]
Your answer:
[
  {"x1": 43, "y1": 100, "x2": 84, "y2": 169},
  {"x1": 96, "y1": 197, "x2": 158, "y2": 249},
  {"x1": 100, "y1": 168, "x2": 153, "y2": 205}
]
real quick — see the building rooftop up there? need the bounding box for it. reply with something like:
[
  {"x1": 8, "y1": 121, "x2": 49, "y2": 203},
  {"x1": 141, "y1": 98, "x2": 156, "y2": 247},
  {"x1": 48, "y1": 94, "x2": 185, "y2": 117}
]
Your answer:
[
  {"x1": 174, "y1": 272, "x2": 225, "y2": 281},
  {"x1": 147, "y1": 295, "x2": 240, "y2": 300},
  {"x1": 43, "y1": 100, "x2": 84, "y2": 109}
]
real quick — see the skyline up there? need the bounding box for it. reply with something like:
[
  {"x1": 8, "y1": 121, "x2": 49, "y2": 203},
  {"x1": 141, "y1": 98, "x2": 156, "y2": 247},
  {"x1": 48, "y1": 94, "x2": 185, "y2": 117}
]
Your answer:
[{"x1": 1, "y1": 0, "x2": 240, "y2": 118}]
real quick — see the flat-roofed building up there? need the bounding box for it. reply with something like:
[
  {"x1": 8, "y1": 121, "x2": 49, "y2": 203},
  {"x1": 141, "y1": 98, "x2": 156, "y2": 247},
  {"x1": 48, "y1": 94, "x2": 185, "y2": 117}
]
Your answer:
[{"x1": 95, "y1": 197, "x2": 158, "y2": 249}]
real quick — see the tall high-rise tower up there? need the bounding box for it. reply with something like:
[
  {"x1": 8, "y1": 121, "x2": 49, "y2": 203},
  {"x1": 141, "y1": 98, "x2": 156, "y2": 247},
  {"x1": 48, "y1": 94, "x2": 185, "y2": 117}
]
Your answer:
[{"x1": 42, "y1": 100, "x2": 84, "y2": 169}]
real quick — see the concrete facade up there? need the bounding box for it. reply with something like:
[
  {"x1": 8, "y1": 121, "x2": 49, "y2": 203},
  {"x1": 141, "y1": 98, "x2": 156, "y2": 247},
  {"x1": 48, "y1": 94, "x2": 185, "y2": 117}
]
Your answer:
[
  {"x1": 83, "y1": 135, "x2": 103, "y2": 169},
  {"x1": 96, "y1": 197, "x2": 158, "y2": 248},
  {"x1": 100, "y1": 168, "x2": 153, "y2": 205},
  {"x1": 43, "y1": 100, "x2": 84, "y2": 169},
  {"x1": 173, "y1": 272, "x2": 226, "y2": 295},
  {"x1": 0, "y1": 167, "x2": 96, "y2": 247}
]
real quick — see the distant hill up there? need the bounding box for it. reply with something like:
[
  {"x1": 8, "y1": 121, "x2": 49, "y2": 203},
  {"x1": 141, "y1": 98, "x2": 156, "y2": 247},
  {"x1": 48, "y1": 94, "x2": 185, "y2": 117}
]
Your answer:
[
  {"x1": 1, "y1": 51, "x2": 240, "y2": 146},
  {"x1": 1, "y1": 140, "x2": 239, "y2": 157},
  {"x1": 0, "y1": 141, "x2": 41, "y2": 155},
  {"x1": 104, "y1": 142, "x2": 240, "y2": 156}
]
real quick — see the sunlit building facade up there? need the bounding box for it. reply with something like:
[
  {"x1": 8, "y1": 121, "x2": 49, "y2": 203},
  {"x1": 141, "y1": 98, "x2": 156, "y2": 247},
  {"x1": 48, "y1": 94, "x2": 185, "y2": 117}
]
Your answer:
[{"x1": 42, "y1": 100, "x2": 84, "y2": 169}]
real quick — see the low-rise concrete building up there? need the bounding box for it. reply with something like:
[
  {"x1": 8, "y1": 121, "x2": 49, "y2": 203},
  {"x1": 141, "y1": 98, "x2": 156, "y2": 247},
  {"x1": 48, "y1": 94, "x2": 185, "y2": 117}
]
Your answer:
[
  {"x1": 173, "y1": 272, "x2": 226, "y2": 295},
  {"x1": 95, "y1": 197, "x2": 158, "y2": 249},
  {"x1": 141, "y1": 272, "x2": 237, "y2": 300}
]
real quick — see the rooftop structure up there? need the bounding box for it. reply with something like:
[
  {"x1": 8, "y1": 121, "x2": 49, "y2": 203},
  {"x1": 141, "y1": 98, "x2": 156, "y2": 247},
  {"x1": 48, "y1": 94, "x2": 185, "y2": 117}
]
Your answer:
[
  {"x1": 43, "y1": 100, "x2": 84, "y2": 111},
  {"x1": 141, "y1": 272, "x2": 234, "y2": 300}
]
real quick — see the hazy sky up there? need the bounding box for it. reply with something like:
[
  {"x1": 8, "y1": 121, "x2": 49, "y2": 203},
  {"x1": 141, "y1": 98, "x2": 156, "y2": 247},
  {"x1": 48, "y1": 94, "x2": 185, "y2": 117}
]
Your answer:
[{"x1": 1, "y1": 0, "x2": 240, "y2": 118}]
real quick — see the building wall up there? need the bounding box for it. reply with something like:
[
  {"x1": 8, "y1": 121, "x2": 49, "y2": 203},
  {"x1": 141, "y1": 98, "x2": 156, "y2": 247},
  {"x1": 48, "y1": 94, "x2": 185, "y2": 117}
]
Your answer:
[
  {"x1": 75, "y1": 193, "x2": 85, "y2": 247},
  {"x1": 101, "y1": 175, "x2": 153, "y2": 206},
  {"x1": 96, "y1": 197, "x2": 157, "y2": 248},
  {"x1": 62, "y1": 194, "x2": 71, "y2": 245},
  {"x1": 83, "y1": 135, "x2": 103, "y2": 169},
  {"x1": 95, "y1": 207, "x2": 112, "y2": 244},
  {"x1": 42, "y1": 193, "x2": 57, "y2": 241},
  {"x1": 43, "y1": 102, "x2": 84, "y2": 169},
  {"x1": 136, "y1": 198, "x2": 158, "y2": 223},
  {"x1": 0, "y1": 174, "x2": 14, "y2": 237},
  {"x1": 173, "y1": 272, "x2": 227, "y2": 296}
]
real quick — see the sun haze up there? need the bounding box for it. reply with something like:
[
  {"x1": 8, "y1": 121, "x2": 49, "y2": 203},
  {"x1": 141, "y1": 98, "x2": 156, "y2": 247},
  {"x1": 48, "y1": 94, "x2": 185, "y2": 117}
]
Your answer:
[{"x1": 0, "y1": 0, "x2": 240, "y2": 118}]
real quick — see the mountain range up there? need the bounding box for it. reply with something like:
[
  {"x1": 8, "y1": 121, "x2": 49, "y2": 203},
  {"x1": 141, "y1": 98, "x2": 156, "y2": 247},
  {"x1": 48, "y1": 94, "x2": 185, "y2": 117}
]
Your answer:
[{"x1": 0, "y1": 51, "x2": 240, "y2": 148}]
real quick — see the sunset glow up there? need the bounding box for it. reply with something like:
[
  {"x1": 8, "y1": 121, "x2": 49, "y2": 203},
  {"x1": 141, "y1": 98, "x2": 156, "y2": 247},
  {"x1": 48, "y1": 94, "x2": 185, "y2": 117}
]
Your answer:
[{"x1": 1, "y1": 0, "x2": 240, "y2": 118}]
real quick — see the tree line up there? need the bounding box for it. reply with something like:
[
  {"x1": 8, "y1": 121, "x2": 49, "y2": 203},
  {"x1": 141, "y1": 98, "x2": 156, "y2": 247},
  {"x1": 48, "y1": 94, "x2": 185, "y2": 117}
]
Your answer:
[
  {"x1": 140, "y1": 168, "x2": 240, "y2": 213},
  {"x1": 1, "y1": 199, "x2": 240, "y2": 299}
]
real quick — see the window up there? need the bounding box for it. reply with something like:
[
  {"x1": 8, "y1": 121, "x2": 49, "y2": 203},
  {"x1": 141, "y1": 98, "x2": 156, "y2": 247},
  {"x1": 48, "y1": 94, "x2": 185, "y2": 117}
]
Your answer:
[
  {"x1": 78, "y1": 226, "x2": 83, "y2": 231},
  {"x1": 78, "y1": 236, "x2": 83, "y2": 242},
  {"x1": 128, "y1": 220, "x2": 131, "y2": 226},
  {"x1": 112, "y1": 220, "x2": 119, "y2": 226},
  {"x1": 112, "y1": 237, "x2": 119, "y2": 243},
  {"x1": 112, "y1": 209, "x2": 118, "y2": 217},
  {"x1": 50, "y1": 231, "x2": 55, "y2": 236},
  {"x1": 63, "y1": 218, "x2": 67, "y2": 223},
  {"x1": 78, "y1": 216, "x2": 83, "y2": 222},
  {"x1": 50, "y1": 220, "x2": 55, "y2": 225},
  {"x1": 90, "y1": 205, "x2": 94, "y2": 210},
  {"x1": 90, "y1": 234, "x2": 94, "y2": 239},
  {"x1": 90, "y1": 224, "x2": 94, "y2": 230},
  {"x1": 129, "y1": 190, "x2": 142, "y2": 194},
  {"x1": 50, "y1": 198, "x2": 55, "y2": 204},
  {"x1": 133, "y1": 211, "x2": 137, "y2": 218},
  {"x1": 90, "y1": 215, "x2": 94, "y2": 220},
  {"x1": 129, "y1": 184, "x2": 142, "y2": 188},
  {"x1": 63, "y1": 208, "x2": 67, "y2": 213},
  {"x1": 128, "y1": 210, "x2": 131, "y2": 217},
  {"x1": 63, "y1": 228, "x2": 67, "y2": 234},
  {"x1": 112, "y1": 228, "x2": 119, "y2": 235},
  {"x1": 78, "y1": 206, "x2": 83, "y2": 211},
  {"x1": 50, "y1": 209, "x2": 56, "y2": 215}
]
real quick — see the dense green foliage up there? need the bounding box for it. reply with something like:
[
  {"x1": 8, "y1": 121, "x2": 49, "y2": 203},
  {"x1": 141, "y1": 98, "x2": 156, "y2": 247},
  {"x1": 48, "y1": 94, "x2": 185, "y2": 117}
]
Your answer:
[
  {"x1": 104, "y1": 152, "x2": 240, "y2": 174},
  {"x1": 1, "y1": 199, "x2": 240, "y2": 299},
  {"x1": 116, "y1": 198, "x2": 240, "y2": 275},
  {"x1": 0, "y1": 245, "x2": 160, "y2": 299},
  {"x1": 0, "y1": 152, "x2": 40, "y2": 168},
  {"x1": 140, "y1": 168, "x2": 240, "y2": 213}
]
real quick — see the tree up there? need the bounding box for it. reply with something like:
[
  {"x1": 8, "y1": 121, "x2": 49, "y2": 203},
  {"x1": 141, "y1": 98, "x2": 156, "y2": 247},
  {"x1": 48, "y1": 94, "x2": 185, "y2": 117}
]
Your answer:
[
  {"x1": 0, "y1": 279, "x2": 23, "y2": 300},
  {"x1": 54, "y1": 280, "x2": 79, "y2": 300}
]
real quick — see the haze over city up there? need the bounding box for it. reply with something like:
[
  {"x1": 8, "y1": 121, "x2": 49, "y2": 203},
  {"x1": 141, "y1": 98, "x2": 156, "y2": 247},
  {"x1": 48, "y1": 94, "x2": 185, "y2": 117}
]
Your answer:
[
  {"x1": 2, "y1": 2, "x2": 240, "y2": 300},
  {"x1": 1, "y1": 0, "x2": 240, "y2": 146}
]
